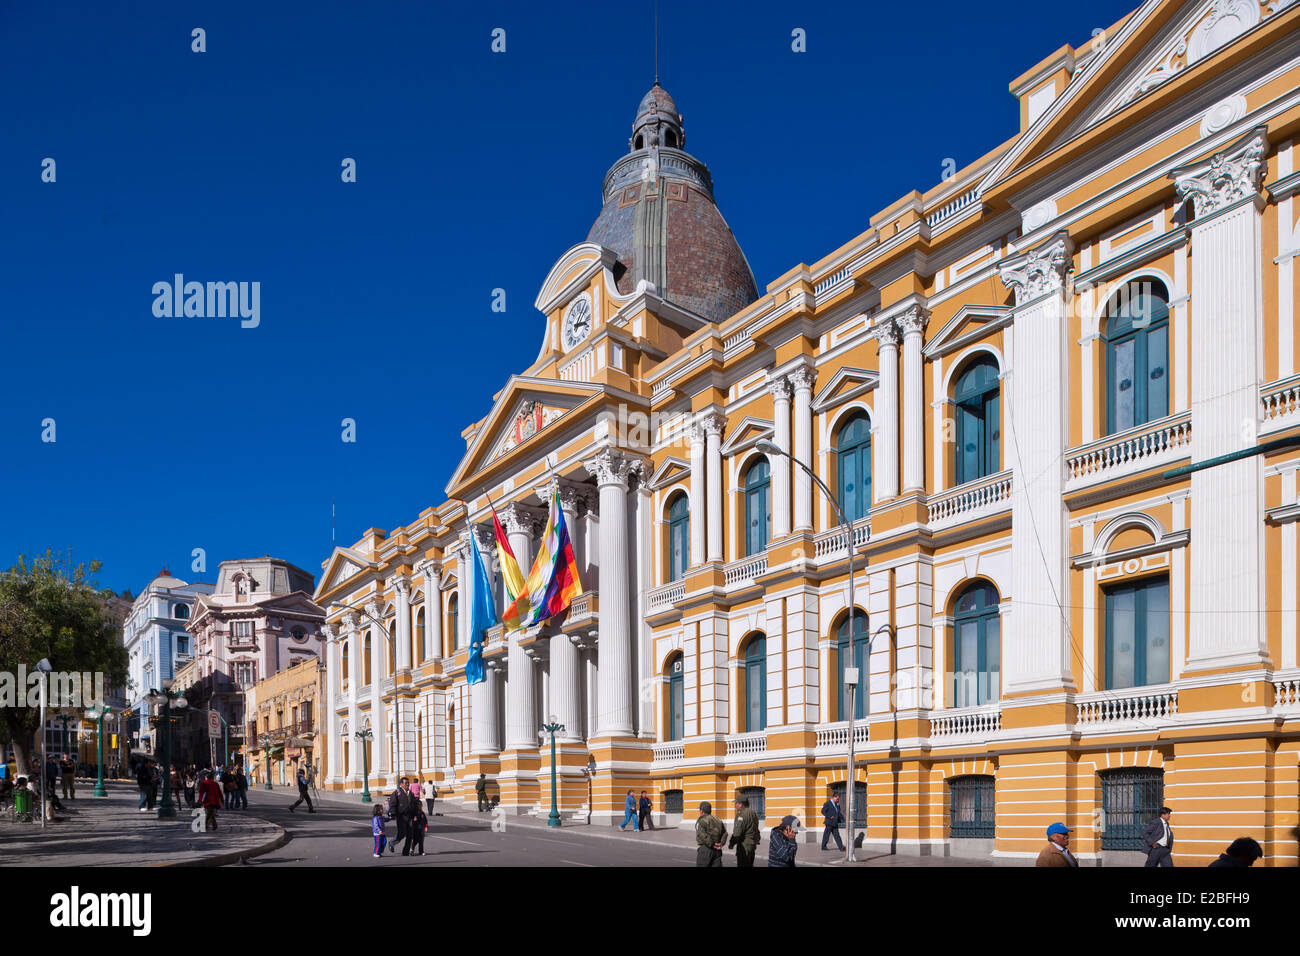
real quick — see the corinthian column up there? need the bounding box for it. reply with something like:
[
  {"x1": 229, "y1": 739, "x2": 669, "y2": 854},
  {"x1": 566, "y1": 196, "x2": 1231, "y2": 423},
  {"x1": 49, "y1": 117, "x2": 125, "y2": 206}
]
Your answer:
[
  {"x1": 899, "y1": 306, "x2": 928, "y2": 493},
  {"x1": 394, "y1": 578, "x2": 412, "y2": 672},
  {"x1": 1173, "y1": 128, "x2": 1270, "y2": 671},
  {"x1": 584, "y1": 445, "x2": 644, "y2": 736},
  {"x1": 688, "y1": 423, "x2": 707, "y2": 566},
  {"x1": 554, "y1": 485, "x2": 586, "y2": 742},
  {"x1": 790, "y1": 365, "x2": 816, "y2": 531},
  {"x1": 343, "y1": 613, "x2": 360, "y2": 781},
  {"x1": 999, "y1": 231, "x2": 1074, "y2": 693},
  {"x1": 501, "y1": 505, "x2": 539, "y2": 751},
  {"x1": 322, "y1": 622, "x2": 340, "y2": 782},
  {"x1": 768, "y1": 375, "x2": 793, "y2": 538},
  {"x1": 703, "y1": 414, "x2": 726, "y2": 562},
  {"x1": 421, "y1": 562, "x2": 442, "y2": 663},
  {"x1": 871, "y1": 321, "x2": 901, "y2": 502}
]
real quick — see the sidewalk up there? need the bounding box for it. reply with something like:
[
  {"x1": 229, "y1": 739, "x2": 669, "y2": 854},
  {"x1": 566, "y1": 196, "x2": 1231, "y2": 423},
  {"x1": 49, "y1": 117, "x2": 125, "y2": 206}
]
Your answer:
[{"x1": 0, "y1": 781, "x2": 286, "y2": 867}]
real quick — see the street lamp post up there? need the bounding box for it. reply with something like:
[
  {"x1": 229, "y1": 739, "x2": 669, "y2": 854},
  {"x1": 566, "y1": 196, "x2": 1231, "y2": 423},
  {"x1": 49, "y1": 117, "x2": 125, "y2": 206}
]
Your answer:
[
  {"x1": 259, "y1": 734, "x2": 273, "y2": 790},
  {"x1": 36, "y1": 659, "x2": 52, "y2": 829},
  {"x1": 757, "y1": 438, "x2": 866, "y2": 864},
  {"x1": 355, "y1": 729, "x2": 373, "y2": 803},
  {"x1": 85, "y1": 705, "x2": 112, "y2": 797},
  {"x1": 146, "y1": 683, "x2": 188, "y2": 820},
  {"x1": 539, "y1": 716, "x2": 564, "y2": 827}
]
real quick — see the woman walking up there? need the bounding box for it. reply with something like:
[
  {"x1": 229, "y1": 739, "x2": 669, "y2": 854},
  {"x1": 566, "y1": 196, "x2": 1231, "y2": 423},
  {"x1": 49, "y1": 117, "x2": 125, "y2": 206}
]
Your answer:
[{"x1": 183, "y1": 766, "x2": 196, "y2": 808}]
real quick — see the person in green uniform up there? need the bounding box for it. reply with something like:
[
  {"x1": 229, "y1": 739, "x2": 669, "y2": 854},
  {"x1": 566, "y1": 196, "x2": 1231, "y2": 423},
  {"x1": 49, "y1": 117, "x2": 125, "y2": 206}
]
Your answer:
[
  {"x1": 695, "y1": 801, "x2": 727, "y2": 867},
  {"x1": 729, "y1": 797, "x2": 760, "y2": 867},
  {"x1": 475, "y1": 773, "x2": 488, "y2": 812}
]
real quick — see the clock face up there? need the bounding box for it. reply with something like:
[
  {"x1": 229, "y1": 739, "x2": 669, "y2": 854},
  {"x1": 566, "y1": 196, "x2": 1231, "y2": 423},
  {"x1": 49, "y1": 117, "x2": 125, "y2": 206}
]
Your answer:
[{"x1": 563, "y1": 295, "x2": 592, "y2": 350}]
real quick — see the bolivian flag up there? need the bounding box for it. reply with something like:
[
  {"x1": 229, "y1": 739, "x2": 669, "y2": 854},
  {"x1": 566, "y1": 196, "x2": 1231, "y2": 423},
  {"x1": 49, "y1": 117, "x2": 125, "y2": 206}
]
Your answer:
[
  {"x1": 490, "y1": 504, "x2": 527, "y2": 604},
  {"x1": 501, "y1": 489, "x2": 583, "y2": 630}
]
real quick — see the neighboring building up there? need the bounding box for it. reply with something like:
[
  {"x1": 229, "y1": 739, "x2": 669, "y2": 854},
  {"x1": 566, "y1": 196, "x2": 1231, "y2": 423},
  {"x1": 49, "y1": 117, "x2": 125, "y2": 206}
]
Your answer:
[
  {"x1": 186, "y1": 557, "x2": 326, "y2": 762},
  {"x1": 245, "y1": 657, "x2": 324, "y2": 788},
  {"x1": 314, "y1": 0, "x2": 1300, "y2": 864},
  {"x1": 122, "y1": 569, "x2": 212, "y2": 758}
]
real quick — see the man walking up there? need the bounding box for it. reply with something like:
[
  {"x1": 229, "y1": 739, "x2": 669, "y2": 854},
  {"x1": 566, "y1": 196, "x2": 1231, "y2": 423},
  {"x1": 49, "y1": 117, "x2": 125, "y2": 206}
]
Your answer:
[
  {"x1": 820, "y1": 791, "x2": 845, "y2": 852},
  {"x1": 729, "y1": 797, "x2": 760, "y2": 867},
  {"x1": 1141, "y1": 807, "x2": 1175, "y2": 867},
  {"x1": 289, "y1": 765, "x2": 315, "y2": 813},
  {"x1": 60, "y1": 755, "x2": 76, "y2": 800},
  {"x1": 387, "y1": 778, "x2": 412, "y2": 854},
  {"x1": 475, "y1": 773, "x2": 488, "y2": 812},
  {"x1": 136, "y1": 759, "x2": 155, "y2": 811},
  {"x1": 1035, "y1": 822, "x2": 1078, "y2": 867},
  {"x1": 198, "y1": 770, "x2": 223, "y2": 832},
  {"x1": 619, "y1": 789, "x2": 639, "y2": 831},
  {"x1": 695, "y1": 801, "x2": 727, "y2": 867}
]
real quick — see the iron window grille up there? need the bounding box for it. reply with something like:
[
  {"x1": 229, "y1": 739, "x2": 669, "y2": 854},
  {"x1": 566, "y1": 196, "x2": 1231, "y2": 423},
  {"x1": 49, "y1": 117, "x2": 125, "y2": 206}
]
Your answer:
[
  {"x1": 1100, "y1": 768, "x2": 1164, "y2": 851},
  {"x1": 949, "y1": 775, "x2": 995, "y2": 838}
]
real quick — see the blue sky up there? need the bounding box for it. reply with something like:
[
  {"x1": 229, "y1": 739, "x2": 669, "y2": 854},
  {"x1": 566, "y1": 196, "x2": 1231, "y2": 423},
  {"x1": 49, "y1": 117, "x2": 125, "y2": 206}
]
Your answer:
[{"x1": 0, "y1": 0, "x2": 1136, "y2": 596}]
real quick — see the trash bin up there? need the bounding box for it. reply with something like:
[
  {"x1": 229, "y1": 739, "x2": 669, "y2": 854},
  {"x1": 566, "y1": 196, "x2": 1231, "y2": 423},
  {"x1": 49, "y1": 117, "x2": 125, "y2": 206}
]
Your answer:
[{"x1": 13, "y1": 788, "x2": 34, "y2": 822}]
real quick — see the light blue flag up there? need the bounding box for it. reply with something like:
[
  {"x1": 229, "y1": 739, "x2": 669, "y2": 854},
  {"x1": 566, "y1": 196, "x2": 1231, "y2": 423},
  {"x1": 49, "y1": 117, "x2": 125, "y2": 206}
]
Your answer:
[{"x1": 466, "y1": 533, "x2": 497, "y2": 685}]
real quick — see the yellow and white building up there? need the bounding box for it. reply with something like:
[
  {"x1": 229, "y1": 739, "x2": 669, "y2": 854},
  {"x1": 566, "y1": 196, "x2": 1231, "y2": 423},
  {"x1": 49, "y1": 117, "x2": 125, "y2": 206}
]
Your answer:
[{"x1": 315, "y1": 0, "x2": 1300, "y2": 863}]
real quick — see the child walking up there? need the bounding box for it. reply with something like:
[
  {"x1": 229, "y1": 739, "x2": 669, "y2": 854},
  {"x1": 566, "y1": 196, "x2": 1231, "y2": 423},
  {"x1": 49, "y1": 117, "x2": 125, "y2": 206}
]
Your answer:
[
  {"x1": 372, "y1": 805, "x2": 388, "y2": 857},
  {"x1": 410, "y1": 803, "x2": 427, "y2": 856}
]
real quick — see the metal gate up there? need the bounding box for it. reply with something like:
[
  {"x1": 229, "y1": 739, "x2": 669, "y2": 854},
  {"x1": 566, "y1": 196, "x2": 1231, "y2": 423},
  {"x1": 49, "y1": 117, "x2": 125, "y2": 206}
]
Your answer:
[
  {"x1": 829, "y1": 781, "x2": 867, "y2": 830},
  {"x1": 949, "y1": 775, "x2": 995, "y2": 838},
  {"x1": 1100, "y1": 768, "x2": 1163, "y2": 850}
]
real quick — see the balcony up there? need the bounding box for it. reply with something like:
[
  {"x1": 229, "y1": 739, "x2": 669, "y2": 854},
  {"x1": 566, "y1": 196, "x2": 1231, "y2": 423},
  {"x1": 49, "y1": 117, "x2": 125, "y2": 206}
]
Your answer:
[
  {"x1": 1075, "y1": 685, "x2": 1178, "y2": 729},
  {"x1": 648, "y1": 581, "x2": 686, "y2": 612},
  {"x1": 651, "y1": 741, "x2": 685, "y2": 765},
  {"x1": 926, "y1": 470, "x2": 1013, "y2": 531},
  {"x1": 929, "y1": 703, "x2": 1001, "y2": 742},
  {"x1": 724, "y1": 553, "x2": 768, "y2": 589},
  {"x1": 1064, "y1": 413, "x2": 1191, "y2": 490},
  {"x1": 1260, "y1": 374, "x2": 1300, "y2": 435},
  {"x1": 724, "y1": 730, "x2": 768, "y2": 759},
  {"x1": 564, "y1": 591, "x2": 598, "y2": 629},
  {"x1": 1274, "y1": 671, "x2": 1300, "y2": 713},
  {"x1": 813, "y1": 720, "x2": 870, "y2": 754},
  {"x1": 813, "y1": 523, "x2": 871, "y2": 562}
]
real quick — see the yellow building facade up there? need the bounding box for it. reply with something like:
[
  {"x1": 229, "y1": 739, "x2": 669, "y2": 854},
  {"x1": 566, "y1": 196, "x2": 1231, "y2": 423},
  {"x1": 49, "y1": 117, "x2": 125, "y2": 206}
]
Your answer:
[
  {"x1": 245, "y1": 657, "x2": 323, "y2": 788},
  {"x1": 315, "y1": 0, "x2": 1300, "y2": 863}
]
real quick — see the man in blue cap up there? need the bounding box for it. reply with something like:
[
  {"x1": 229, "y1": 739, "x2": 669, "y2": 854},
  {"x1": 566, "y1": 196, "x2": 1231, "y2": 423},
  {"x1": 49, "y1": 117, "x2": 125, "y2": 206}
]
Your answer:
[{"x1": 1035, "y1": 822, "x2": 1078, "y2": 867}]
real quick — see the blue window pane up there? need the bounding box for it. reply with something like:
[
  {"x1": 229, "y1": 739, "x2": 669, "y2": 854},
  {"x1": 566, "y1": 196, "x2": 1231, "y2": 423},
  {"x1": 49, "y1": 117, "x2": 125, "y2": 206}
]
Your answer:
[{"x1": 1147, "y1": 325, "x2": 1168, "y2": 422}]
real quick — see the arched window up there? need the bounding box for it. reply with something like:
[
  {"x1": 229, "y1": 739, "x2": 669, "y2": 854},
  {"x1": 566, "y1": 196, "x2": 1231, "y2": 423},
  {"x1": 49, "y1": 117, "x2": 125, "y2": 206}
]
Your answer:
[
  {"x1": 666, "y1": 654, "x2": 685, "y2": 741},
  {"x1": 362, "y1": 633, "x2": 372, "y2": 685},
  {"x1": 415, "y1": 607, "x2": 425, "y2": 663},
  {"x1": 387, "y1": 622, "x2": 397, "y2": 676},
  {"x1": 743, "y1": 459, "x2": 771, "y2": 557},
  {"x1": 447, "y1": 704, "x2": 457, "y2": 766},
  {"x1": 174, "y1": 604, "x2": 189, "y2": 620},
  {"x1": 953, "y1": 358, "x2": 1001, "y2": 484},
  {"x1": 741, "y1": 635, "x2": 767, "y2": 732},
  {"x1": 448, "y1": 595, "x2": 459, "y2": 651},
  {"x1": 837, "y1": 412, "x2": 872, "y2": 522},
  {"x1": 836, "y1": 609, "x2": 870, "y2": 720},
  {"x1": 951, "y1": 582, "x2": 1001, "y2": 708},
  {"x1": 665, "y1": 129, "x2": 678, "y2": 148},
  {"x1": 1105, "y1": 576, "x2": 1169, "y2": 689},
  {"x1": 667, "y1": 493, "x2": 690, "y2": 582},
  {"x1": 1105, "y1": 281, "x2": 1169, "y2": 434}
]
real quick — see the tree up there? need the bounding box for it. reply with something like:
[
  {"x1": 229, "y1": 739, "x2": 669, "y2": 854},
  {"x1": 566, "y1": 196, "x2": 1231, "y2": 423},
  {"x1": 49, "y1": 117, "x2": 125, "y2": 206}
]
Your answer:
[{"x1": 0, "y1": 551, "x2": 128, "y2": 775}]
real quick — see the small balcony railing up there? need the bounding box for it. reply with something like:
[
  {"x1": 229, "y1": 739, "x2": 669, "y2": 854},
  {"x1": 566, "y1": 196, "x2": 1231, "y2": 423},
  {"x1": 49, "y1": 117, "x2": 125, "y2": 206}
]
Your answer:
[
  {"x1": 1075, "y1": 685, "x2": 1178, "y2": 727},
  {"x1": 1274, "y1": 671, "x2": 1300, "y2": 712},
  {"x1": 1065, "y1": 413, "x2": 1191, "y2": 488},
  {"x1": 648, "y1": 581, "x2": 686, "y2": 611},
  {"x1": 725, "y1": 731, "x2": 768, "y2": 758},
  {"x1": 813, "y1": 523, "x2": 871, "y2": 561},
  {"x1": 652, "y1": 741, "x2": 685, "y2": 764},
  {"x1": 926, "y1": 470, "x2": 1013, "y2": 530},
  {"x1": 814, "y1": 720, "x2": 870, "y2": 753},
  {"x1": 1261, "y1": 374, "x2": 1300, "y2": 433},
  {"x1": 930, "y1": 703, "x2": 1002, "y2": 740},
  {"x1": 724, "y1": 554, "x2": 768, "y2": 588}
]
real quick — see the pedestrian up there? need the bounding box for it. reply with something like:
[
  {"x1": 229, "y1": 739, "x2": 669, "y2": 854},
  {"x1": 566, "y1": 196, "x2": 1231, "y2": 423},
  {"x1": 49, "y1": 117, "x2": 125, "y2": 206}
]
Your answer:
[
  {"x1": 150, "y1": 761, "x2": 160, "y2": 808},
  {"x1": 767, "y1": 815, "x2": 799, "y2": 867},
  {"x1": 371, "y1": 805, "x2": 388, "y2": 858},
  {"x1": 425, "y1": 779, "x2": 437, "y2": 817},
  {"x1": 619, "y1": 789, "x2": 639, "y2": 831},
  {"x1": 400, "y1": 779, "x2": 420, "y2": 856},
  {"x1": 820, "y1": 791, "x2": 845, "y2": 851},
  {"x1": 222, "y1": 766, "x2": 236, "y2": 810},
  {"x1": 694, "y1": 801, "x2": 727, "y2": 867},
  {"x1": 169, "y1": 764, "x2": 182, "y2": 806},
  {"x1": 409, "y1": 776, "x2": 423, "y2": 811},
  {"x1": 475, "y1": 773, "x2": 488, "y2": 812},
  {"x1": 45, "y1": 756, "x2": 65, "y2": 811},
  {"x1": 135, "y1": 759, "x2": 155, "y2": 811},
  {"x1": 60, "y1": 755, "x2": 76, "y2": 800},
  {"x1": 198, "y1": 770, "x2": 223, "y2": 832},
  {"x1": 388, "y1": 778, "x2": 412, "y2": 854},
  {"x1": 729, "y1": 797, "x2": 760, "y2": 867},
  {"x1": 1035, "y1": 822, "x2": 1078, "y2": 867},
  {"x1": 235, "y1": 764, "x2": 249, "y2": 809},
  {"x1": 409, "y1": 802, "x2": 428, "y2": 856},
  {"x1": 638, "y1": 790, "x2": 655, "y2": 831},
  {"x1": 1208, "y1": 837, "x2": 1263, "y2": 867},
  {"x1": 183, "y1": 767, "x2": 196, "y2": 808},
  {"x1": 289, "y1": 764, "x2": 315, "y2": 813},
  {"x1": 1140, "y1": 807, "x2": 1175, "y2": 867}
]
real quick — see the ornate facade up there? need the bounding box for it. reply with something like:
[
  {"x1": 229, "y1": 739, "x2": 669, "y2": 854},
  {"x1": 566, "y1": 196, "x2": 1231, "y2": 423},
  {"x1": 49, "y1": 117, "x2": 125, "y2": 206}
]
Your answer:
[{"x1": 316, "y1": 0, "x2": 1300, "y2": 863}]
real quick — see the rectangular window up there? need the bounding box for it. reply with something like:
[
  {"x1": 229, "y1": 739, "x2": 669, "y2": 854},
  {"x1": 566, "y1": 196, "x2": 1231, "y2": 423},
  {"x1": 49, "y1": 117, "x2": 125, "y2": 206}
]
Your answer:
[
  {"x1": 669, "y1": 660, "x2": 684, "y2": 741},
  {"x1": 1101, "y1": 769, "x2": 1163, "y2": 850},
  {"x1": 949, "y1": 776, "x2": 995, "y2": 838},
  {"x1": 233, "y1": 621, "x2": 253, "y2": 639},
  {"x1": 1147, "y1": 325, "x2": 1168, "y2": 422},
  {"x1": 1105, "y1": 577, "x2": 1169, "y2": 689},
  {"x1": 1112, "y1": 336, "x2": 1136, "y2": 432}
]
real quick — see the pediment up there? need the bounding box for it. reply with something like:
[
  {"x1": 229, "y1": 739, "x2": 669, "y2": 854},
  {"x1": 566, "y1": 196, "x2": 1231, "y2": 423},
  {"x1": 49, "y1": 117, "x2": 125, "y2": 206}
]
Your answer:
[
  {"x1": 981, "y1": 0, "x2": 1296, "y2": 197},
  {"x1": 648, "y1": 456, "x2": 691, "y2": 491},
  {"x1": 535, "y1": 243, "x2": 621, "y2": 316},
  {"x1": 315, "y1": 548, "x2": 373, "y2": 600},
  {"x1": 446, "y1": 376, "x2": 605, "y2": 494},
  {"x1": 812, "y1": 366, "x2": 879, "y2": 414},
  {"x1": 719, "y1": 417, "x2": 774, "y2": 457},
  {"x1": 923, "y1": 305, "x2": 1013, "y2": 360}
]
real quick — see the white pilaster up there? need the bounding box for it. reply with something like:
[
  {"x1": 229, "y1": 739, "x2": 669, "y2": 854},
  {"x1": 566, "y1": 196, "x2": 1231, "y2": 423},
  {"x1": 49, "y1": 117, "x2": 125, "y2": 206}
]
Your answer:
[
  {"x1": 394, "y1": 578, "x2": 412, "y2": 671},
  {"x1": 768, "y1": 375, "x2": 793, "y2": 539},
  {"x1": 688, "y1": 423, "x2": 707, "y2": 566},
  {"x1": 422, "y1": 563, "x2": 442, "y2": 663},
  {"x1": 899, "y1": 307, "x2": 928, "y2": 493},
  {"x1": 704, "y1": 414, "x2": 726, "y2": 562},
  {"x1": 791, "y1": 365, "x2": 816, "y2": 531},
  {"x1": 872, "y1": 322, "x2": 901, "y2": 502}
]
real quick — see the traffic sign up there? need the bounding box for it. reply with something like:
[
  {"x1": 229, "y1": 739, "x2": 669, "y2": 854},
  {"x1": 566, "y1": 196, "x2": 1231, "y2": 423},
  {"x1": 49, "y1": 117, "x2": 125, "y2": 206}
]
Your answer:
[{"x1": 208, "y1": 711, "x2": 221, "y2": 739}]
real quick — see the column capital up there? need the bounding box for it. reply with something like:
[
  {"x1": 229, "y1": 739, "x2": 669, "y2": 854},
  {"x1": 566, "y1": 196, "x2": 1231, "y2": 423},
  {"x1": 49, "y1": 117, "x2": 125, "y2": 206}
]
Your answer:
[
  {"x1": 391, "y1": 577, "x2": 411, "y2": 599},
  {"x1": 897, "y1": 305, "x2": 930, "y2": 338},
  {"x1": 500, "y1": 501, "x2": 542, "y2": 538},
  {"x1": 686, "y1": 422, "x2": 707, "y2": 446},
  {"x1": 766, "y1": 373, "x2": 793, "y2": 400},
  {"x1": 472, "y1": 524, "x2": 495, "y2": 553},
  {"x1": 556, "y1": 481, "x2": 592, "y2": 516},
  {"x1": 583, "y1": 445, "x2": 647, "y2": 489},
  {"x1": 321, "y1": 622, "x2": 337, "y2": 642},
  {"x1": 999, "y1": 230, "x2": 1073, "y2": 305},
  {"x1": 414, "y1": 558, "x2": 441, "y2": 578},
  {"x1": 700, "y1": 412, "x2": 727, "y2": 438},
  {"x1": 1171, "y1": 126, "x2": 1267, "y2": 220},
  {"x1": 363, "y1": 601, "x2": 381, "y2": 622},
  {"x1": 869, "y1": 318, "x2": 901, "y2": 349},
  {"x1": 788, "y1": 364, "x2": 817, "y2": 394}
]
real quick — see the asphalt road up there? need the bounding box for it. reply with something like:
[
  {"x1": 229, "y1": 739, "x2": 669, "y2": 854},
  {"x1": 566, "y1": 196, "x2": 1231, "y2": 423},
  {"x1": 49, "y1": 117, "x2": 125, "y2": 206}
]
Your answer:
[{"x1": 239, "y1": 786, "x2": 703, "y2": 867}]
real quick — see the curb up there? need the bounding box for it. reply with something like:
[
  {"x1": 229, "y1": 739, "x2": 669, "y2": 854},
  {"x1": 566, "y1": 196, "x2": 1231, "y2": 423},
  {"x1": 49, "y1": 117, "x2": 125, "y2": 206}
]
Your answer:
[{"x1": 155, "y1": 820, "x2": 289, "y2": 868}]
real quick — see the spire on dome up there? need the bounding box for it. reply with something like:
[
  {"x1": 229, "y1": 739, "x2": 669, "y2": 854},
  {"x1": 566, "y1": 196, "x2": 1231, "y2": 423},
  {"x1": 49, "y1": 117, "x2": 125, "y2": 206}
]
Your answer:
[{"x1": 630, "y1": 82, "x2": 684, "y2": 152}]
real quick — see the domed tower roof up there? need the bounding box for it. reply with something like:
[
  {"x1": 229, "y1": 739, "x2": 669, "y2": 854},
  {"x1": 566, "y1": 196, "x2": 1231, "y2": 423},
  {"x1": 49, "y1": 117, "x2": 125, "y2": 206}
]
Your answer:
[{"x1": 586, "y1": 83, "x2": 758, "y2": 325}]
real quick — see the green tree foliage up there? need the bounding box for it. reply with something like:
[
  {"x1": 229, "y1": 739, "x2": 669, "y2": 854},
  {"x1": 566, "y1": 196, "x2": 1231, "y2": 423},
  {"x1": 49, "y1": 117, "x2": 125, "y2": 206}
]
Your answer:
[{"x1": 0, "y1": 551, "x2": 128, "y2": 774}]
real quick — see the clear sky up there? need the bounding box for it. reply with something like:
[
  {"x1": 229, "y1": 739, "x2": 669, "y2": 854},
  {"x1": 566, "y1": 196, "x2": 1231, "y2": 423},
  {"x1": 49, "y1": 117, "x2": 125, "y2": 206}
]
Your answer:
[{"x1": 0, "y1": 0, "x2": 1137, "y2": 596}]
